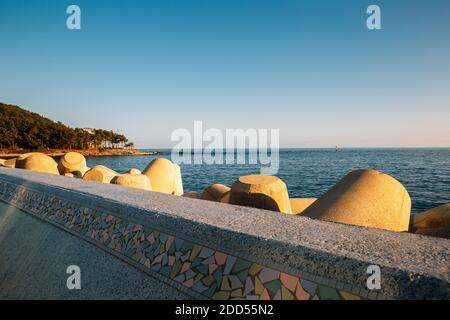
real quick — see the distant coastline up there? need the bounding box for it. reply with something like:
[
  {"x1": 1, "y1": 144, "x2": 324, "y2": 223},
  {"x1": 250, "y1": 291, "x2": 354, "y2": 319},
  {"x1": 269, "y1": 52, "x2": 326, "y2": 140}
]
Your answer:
[
  {"x1": 0, "y1": 103, "x2": 139, "y2": 154},
  {"x1": 0, "y1": 148, "x2": 160, "y2": 159}
]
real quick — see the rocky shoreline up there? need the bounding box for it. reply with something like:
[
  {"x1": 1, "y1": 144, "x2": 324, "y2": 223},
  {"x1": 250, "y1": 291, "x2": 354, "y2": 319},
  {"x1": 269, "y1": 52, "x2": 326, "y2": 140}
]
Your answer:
[{"x1": 0, "y1": 148, "x2": 160, "y2": 159}]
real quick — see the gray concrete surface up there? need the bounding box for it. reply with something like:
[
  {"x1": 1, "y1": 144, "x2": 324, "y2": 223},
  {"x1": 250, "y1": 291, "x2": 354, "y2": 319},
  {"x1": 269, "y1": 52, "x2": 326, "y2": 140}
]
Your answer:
[
  {"x1": 0, "y1": 201, "x2": 189, "y2": 299},
  {"x1": 0, "y1": 167, "x2": 449, "y2": 299}
]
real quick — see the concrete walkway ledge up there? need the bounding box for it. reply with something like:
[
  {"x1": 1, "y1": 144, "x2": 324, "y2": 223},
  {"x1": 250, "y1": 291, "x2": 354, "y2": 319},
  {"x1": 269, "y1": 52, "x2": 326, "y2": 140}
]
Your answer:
[{"x1": 0, "y1": 167, "x2": 449, "y2": 300}]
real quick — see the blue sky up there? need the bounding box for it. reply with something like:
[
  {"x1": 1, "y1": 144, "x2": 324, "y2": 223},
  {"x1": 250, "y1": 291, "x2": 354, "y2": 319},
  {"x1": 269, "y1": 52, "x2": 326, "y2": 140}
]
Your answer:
[{"x1": 1, "y1": 0, "x2": 449, "y2": 148}]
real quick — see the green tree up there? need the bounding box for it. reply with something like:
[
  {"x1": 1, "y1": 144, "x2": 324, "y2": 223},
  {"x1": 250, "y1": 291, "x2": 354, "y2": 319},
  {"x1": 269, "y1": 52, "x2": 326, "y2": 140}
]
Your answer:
[{"x1": 0, "y1": 102, "x2": 134, "y2": 151}]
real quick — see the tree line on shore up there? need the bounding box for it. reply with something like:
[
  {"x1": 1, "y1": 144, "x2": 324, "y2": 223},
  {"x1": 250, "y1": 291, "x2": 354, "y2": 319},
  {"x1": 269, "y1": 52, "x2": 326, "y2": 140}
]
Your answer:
[{"x1": 0, "y1": 102, "x2": 134, "y2": 150}]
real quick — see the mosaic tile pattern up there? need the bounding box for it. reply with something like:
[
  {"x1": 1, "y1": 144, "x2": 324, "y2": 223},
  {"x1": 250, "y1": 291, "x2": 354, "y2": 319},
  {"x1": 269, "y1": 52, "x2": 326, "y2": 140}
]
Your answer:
[{"x1": 0, "y1": 180, "x2": 364, "y2": 300}]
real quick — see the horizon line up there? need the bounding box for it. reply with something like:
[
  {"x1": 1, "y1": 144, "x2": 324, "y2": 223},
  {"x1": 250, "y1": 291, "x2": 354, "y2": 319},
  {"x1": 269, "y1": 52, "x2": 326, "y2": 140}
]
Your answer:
[{"x1": 137, "y1": 146, "x2": 450, "y2": 150}]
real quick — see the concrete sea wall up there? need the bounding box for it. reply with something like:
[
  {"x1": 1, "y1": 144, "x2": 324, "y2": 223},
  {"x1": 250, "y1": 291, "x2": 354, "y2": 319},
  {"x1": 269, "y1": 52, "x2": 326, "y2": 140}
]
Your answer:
[{"x1": 0, "y1": 167, "x2": 449, "y2": 299}]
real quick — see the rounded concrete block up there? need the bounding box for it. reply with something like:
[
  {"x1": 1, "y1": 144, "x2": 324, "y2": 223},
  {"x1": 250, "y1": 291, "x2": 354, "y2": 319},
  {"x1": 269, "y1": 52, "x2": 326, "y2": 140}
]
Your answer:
[
  {"x1": 2, "y1": 158, "x2": 17, "y2": 168},
  {"x1": 173, "y1": 164, "x2": 184, "y2": 196},
  {"x1": 15, "y1": 152, "x2": 42, "y2": 169},
  {"x1": 111, "y1": 174, "x2": 152, "y2": 191},
  {"x1": 83, "y1": 165, "x2": 118, "y2": 183},
  {"x1": 410, "y1": 204, "x2": 450, "y2": 239},
  {"x1": 289, "y1": 198, "x2": 317, "y2": 215},
  {"x1": 229, "y1": 175, "x2": 292, "y2": 214},
  {"x1": 201, "y1": 184, "x2": 231, "y2": 202},
  {"x1": 412, "y1": 228, "x2": 450, "y2": 239},
  {"x1": 58, "y1": 152, "x2": 87, "y2": 175},
  {"x1": 142, "y1": 158, "x2": 175, "y2": 194},
  {"x1": 182, "y1": 192, "x2": 202, "y2": 199},
  {"x1": 64, "y1": 173, "x2": 75, "y2": 178},
  {"x1": 220, "y1": 191, "x2": 231, "y2": 204},
  {"x1": 302, "y1": 169, "x2": 411, "y2": 232},
  {"x1": 20, "y1": 153, "x2": 59, "y2": 175},
  {"x1": 122, "y1": 168, "x2": 142, "y2": 175},
  {"x1": 71, "y1": 167, "x2": 89, "y2": 178}
]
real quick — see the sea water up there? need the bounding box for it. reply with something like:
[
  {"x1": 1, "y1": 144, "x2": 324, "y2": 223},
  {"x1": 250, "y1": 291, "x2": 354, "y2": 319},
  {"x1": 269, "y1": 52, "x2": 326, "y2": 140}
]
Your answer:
[{"x1": 86, "y1": 148, "x2": 450, "y2": 214}]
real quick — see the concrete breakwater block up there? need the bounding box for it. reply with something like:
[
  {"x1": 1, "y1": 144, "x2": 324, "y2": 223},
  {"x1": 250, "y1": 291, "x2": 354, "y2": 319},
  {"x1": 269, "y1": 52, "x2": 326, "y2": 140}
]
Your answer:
[
  {"x1": 143, "y1": 158, "x2": 174, "y2": 194},
  {"x1": 83, "y1": 165, "x2": 118, "y2": 183},
  {"x1": 1, "y1": 158, "x2": 17, "y2": 168},
  {"x1": 173, "y1": 164, "x2": 184, "y2": 196},
  {"x1": 111, "y1": 174, "x2": 152, "y2": 191},
  {"x1": 303, "y1": 169, "x2": 411, "y2": 232},
  {"x1": 410, "y1": 204, "x2": 450, "y2": 239},
  {"x1": 142, "y1": 158, "x2": 183, "y2": 195},
  {"x1": 229, "y1": 175, "x2": 292, "y2": 214},
  {"x1": 201, "y1": 184, "x2": 230, "y2": 203},
  {"x1": 58, "y1": 152, "x2": 87, "y2": 175},
  {"x1": 15, "y1": 152, "x2": 42, "y2": 168},
  {"x1": 182, "y1": 191, "x2": 202, "y2": 199},
  {"x1": 72, "y1": 168, "x2": 89, "y2": 178},
  {"x1": 16, "y1": 153, "x2": 60, "y2": 175},
  {"x1": 121, "y1": 168, "x2": 142, "y2": 175},
  {"x1": 289, "y1": 198, "x2": 317, "y2": 215}
]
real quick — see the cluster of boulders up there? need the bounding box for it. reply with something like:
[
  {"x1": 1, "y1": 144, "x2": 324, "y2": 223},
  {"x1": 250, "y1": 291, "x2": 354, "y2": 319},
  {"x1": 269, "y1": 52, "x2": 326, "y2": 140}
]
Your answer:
[
  {"x1": 1, "y1": 153, "x2": 449, "y2": 239},
  {"x1": 409, "y1": 204, "x2": 450, "y2": 239},
  {"x1": 0, "y1": 152, "x2": 183, "y2": 196}
]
